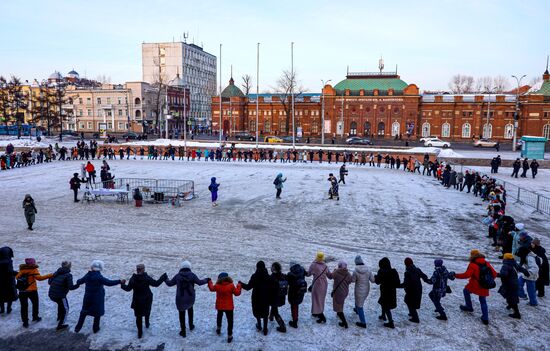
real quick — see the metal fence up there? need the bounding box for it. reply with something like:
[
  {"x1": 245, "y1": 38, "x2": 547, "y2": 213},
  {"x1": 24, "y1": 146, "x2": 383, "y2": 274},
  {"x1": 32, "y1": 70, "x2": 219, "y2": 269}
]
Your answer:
[
  {"x1": 496, "y1": 179, "x2": 550, "y2": 215},
  {"x1": 114, "y1": 178, "x2": 195, "y2": 203}
]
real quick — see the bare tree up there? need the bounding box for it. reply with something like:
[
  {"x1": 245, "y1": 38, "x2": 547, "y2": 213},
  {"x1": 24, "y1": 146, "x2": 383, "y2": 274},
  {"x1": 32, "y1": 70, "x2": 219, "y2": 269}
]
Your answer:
[
  {"x1": 241, "y1": 74, "x2": 253, "y2": 95},
  {"x1": 481, "y1": 76, "x2": 493, "y2": 93},
  {"x1": 95, "y1": 75, "x2": 111, "y2": 84},
  {"x1": 448, "y1": 74, "x2": 474, "y2": 94},
  {"x1": 272, "y1": 69, "x2": 305, "y2": 134},
  {"x1": 5, "y1": 76, "x2": 28, "y2": 138},
  {"x1": 529, "y1": 76, "x2": 542, "y2": 88},
  {"x1": 150, "y1": 46, "x2": 168, "y2": 134},
  {"x1": 493, "y1": 75, "x2": 510, "y2": 93},
  {"x1": 463, "y1": 76, "x2": 474, "y2": 93}
]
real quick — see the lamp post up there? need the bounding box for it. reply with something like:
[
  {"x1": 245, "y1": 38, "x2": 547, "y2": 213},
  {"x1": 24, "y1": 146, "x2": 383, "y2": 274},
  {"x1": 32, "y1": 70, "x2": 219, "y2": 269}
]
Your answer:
[
  {"x1": 256, "y1": 42, "x2": 260, "y2": 147},
  {"x1": 291, "y1": 42, "x2": 295, "y2": 148},
  {"x1": 219, "y1": 43, "x2": 223, "y2": 143},
  {"x1": 320, "y1": 79, "x2": 331, "y2": 144},
  {"x1": 511, "y1": 74, "x2": 526, "y2": 152},
  {"x1": 484, "y1": 87, "x2": 497, "y2": 139}
]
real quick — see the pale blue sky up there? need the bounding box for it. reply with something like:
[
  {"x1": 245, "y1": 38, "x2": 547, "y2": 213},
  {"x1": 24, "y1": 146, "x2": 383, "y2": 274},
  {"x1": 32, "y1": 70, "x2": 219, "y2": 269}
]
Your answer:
[{"x1": 0, "y1": 0, "x2": 548, "y2": 92}]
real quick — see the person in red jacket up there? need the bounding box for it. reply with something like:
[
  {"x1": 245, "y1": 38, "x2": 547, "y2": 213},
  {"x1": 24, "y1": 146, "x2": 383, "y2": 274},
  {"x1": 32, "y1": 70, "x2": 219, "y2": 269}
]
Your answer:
[
  {"x1": 208, "y1": 272, "x2": 241, "y2": 343},
  {"x1": 452, "y1": 250, "x2": 497, "y2": 325}
]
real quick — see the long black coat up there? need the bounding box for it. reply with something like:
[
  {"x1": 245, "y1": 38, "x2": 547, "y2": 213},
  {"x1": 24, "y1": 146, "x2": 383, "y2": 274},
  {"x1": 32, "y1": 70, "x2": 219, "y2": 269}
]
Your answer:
[
  {"x1": 532, "y1": 245, "x2": 549, "y2": 286},
  {"x1": 241, "y1": 266, "x2": 271, "y2": 318},
  {"x1": 0, "y1": 247, "x2": 17, "y2": 303},
  {"x1": 122, "y1": 272, "x2": 166, "y2": 316},
  {"x1": 498, "y1": 259, "x2": 521, "y2": 304},
  {"x1": 374, "y1": 258, "x2": 401, "y2": 310},
  {"x1": 76, "y1": 271, "x2": 121, "y2": 317},
  {"x1": 270, "y1": 272, "x2": 287, "y2": 307},
  {"x1": 287, "y1": 264, "x2": 307, "y2": 305},
  {"x1": 401, "y1": 265, "x2": 428, "y2": 309},
  {"x1": 48, "y1": 267, "x2": 78, "y2": 300},
  {"x1": 165, "y1": 269, "x2": 207, "y2": 311}
]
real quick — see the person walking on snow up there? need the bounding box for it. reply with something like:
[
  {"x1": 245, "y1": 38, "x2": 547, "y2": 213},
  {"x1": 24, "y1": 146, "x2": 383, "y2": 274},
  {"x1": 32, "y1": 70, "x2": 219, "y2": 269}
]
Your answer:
[
  {"x1": 48, "y1": 261, "x2": 79, "y2": 330},
  {"x1": 516, "y1": 247, "x2": 539, "y2": 306},
  {"x1": 498, "y1": 253, "x2": 527, "y2": 319},
  {"x1": 424, "y1": 259, "x2": 454, "y2": 321},
  {"x1": 351, "y1": 255, "x2": 375, "y2": 328},
  {"x1": 330, "y1": 260, "x2": 353, "y2": 328},
  {"x1": 374, "y1": 257, "x2": 400, "y2": 329},
  {"x1": 69, "y1": 173, "x2": 85, "y2": 202},
  {"x1": 208, "y1": 177, "x2": 220, "y2": 207},
  {"x1": 239, "y1": 261, "x2": 272, "y2": 336},
  {"x1": 531, "y1": 238, "x2": 549, "y2": 297},
  {"x1": 286, "y1": 261, "x2": 307, "y2": 328},
  {"x1": 328, "y1": 173, "x2": 339, "y2": 200},
  {"x1": 208, "y1": 272, "x2": 241, "y2": 343},
  {"x1": 165, "y1": 261, "x2": 208, "y2": 338},
  {"x1": 339, "y1": 164, "x2": 348, "y2": 184},
  {"x1": 452, "y1": 250, "x2": 497, "y2": 325},
  {"x1": 121, "y1": 264, "x2": 167, "y2": 338},
  {"x1": 15, "y1": 258, "x2": 53, "y2": 328},
  {"x1": 269, "y1": 262, "x2": 288, "y2": 333},
  {"x1": 307, "y1": 252, "x2": 332, "y2": 324},
  {"x1": 0, "y1": 247, "x2": 17, "y2": 315},
  {"x1": 22, "y1": 194, "x2": 37, "y2": 231},
  {"x1": 274, "y1": 173, "x2": 286, "y2": 199},
  {"x1": 400, "y1": 257, "x2": 428, "y2": 323}
]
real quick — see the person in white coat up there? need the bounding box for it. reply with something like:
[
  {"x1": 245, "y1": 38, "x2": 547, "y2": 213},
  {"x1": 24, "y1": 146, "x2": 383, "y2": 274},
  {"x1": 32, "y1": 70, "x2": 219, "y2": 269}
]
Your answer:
[
  {"x1": 517, "y1": 247, "x2": 539, "y2": 306},
  {"x1": 351, "y1": 255, "x2": 375, "y2": 328}
]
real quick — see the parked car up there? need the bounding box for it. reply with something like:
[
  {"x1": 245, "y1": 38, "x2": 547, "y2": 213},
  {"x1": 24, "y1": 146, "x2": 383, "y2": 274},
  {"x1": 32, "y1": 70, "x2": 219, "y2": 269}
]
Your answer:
[
  {"x1": 424, "y1": 138, "x2": 451, "y2": 148},
  {"x1": 473, "y1": 138, "x2": 498, "y2": 148},
  {"x1": 281, "y1": 136, "x2": 302, "y2": 143},
  {"x1": 122, "y1": 132, "x2": 140, "y2": 140},
  {"x1": 419, "y1": 135, "x2": 438, "y2": 143},
  {"x1": 346, "y1": 136, "x2": 373, "y2": 145},
  {"x1": 264, "y1": 136, "x2": 283, "y2": 143},
  {"x1": 234, "y1": 132, "x2": 256, "y2": 141}
]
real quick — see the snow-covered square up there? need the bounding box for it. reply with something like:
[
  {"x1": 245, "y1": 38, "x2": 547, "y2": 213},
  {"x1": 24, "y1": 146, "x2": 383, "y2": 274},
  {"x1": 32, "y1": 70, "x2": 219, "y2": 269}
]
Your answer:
[{"x1": 1, "y1": 159, "x2": 549, "y2": 351}]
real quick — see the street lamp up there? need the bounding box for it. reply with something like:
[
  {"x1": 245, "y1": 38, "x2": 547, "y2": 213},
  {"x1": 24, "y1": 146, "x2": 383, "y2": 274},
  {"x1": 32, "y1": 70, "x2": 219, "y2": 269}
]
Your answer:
[
  {"x1": 484, "y1": 87, "x2": 497, "y2": 139},
  {"x1": 320, "y1": 79, "x2": 331, "y2": 144},
  {"x1": 511, "y1": 74, "x2": 526, "y2": 152}
]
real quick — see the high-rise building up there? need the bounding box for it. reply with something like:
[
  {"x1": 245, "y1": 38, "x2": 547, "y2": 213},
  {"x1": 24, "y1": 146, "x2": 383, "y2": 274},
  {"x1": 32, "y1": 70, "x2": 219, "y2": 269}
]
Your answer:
[{"x1": 142, "y1": 41, "x2": 217, "y2": 130}]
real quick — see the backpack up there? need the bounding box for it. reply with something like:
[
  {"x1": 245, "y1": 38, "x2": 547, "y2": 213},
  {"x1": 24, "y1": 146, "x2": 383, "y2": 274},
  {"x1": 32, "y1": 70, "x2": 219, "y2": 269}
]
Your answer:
[
  {"x1": 296, "y1": 276, "x2": 307, "y2": 294},
  {"x1": 278, "y1": 279, "x2": 289, "y2": 299},
  {"x1": 477, "y1": 263, "x2": 496, "y2": 289},
  {"x1": 273, "y1": 177, "x2": 280, "y2": 186},
  {"x1": 16, "y1": 275, "x2": 30, "y2": 291}
]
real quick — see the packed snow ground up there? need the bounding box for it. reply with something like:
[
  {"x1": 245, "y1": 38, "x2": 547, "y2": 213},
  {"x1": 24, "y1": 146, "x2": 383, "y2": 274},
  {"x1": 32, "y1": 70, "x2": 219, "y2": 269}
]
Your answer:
[{"x1": 0, "y1": 159, "x2": 549, "y2": 351}]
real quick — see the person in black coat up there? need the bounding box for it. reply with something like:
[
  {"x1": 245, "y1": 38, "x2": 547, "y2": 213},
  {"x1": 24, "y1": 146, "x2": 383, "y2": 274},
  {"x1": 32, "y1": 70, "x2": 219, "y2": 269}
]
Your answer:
[
  {"x1": 269, "y1": 262, "x2": 287, "y2": 333},
  {"x1": 530, "y1": 160, "x2": 539, "y2": 179},
  {"x1": 48, "y1": 261, "x2": 79, "y2": 330},
  {"x1": 121, "y1": 264, "x2": 167, "y2": 338},
  {"x1": 400, "y1": 258, "x2": 428, "y2": 323},
  {"x1": 239, "y1": 261, "x2": 271, "y2": 335},
  {"x1": 165, "y1": 261, "x2": 209, "y2": 338},
  {"x1": 0, "y1": 246, "x2": 17, "y2": 314},
  {"x1": 511, "y1": 158, "x2": 521, "y2": 178},
  {"x1": 521, "y1": 158, "x2": 529, "y2": 178},
  {"x1": 74, "y1": 260, "x2": 124, "y2": 334},
  {"x1": 374, "y1": 257, "x2": 401, "y2": 328},
  {"x1": 498, "y1": 253, "x2": 528, "y2": 319},
  {"x1": 69, "y1": 173, "x2": 85, "y2": 202},
  {"x1": 532, "y1": 239, "x2": 549, "y2": 297},
  {"x1": 286, "y1": 261, "x2": 307, "y2": 328}
]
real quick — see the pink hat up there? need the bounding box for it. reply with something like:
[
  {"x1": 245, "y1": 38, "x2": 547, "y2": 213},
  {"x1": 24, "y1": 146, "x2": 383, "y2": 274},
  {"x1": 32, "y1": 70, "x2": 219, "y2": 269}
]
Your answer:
[{"x1": 25, "y1": 258, "x2": 36, "y2": 265}]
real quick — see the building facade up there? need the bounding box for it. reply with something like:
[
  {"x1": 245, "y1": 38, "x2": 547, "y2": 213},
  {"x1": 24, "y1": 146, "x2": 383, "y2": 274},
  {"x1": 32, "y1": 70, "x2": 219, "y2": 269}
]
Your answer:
[
  {"x1": 212, "y1": 69, "x2": 550, "y2": 141},
  {"x1": 142, "y1": 42, "x2": 217, "y2": 130}
]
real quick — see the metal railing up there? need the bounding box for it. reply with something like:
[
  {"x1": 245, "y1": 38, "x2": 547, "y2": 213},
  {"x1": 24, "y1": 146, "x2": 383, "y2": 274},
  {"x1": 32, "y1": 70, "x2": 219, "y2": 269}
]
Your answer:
[
  {"x1": 114, "y1": 178, "x2": 195, "y2": 201},
  {"x1": 496, "y1": 179, "x2": 550, "y2": 215}
]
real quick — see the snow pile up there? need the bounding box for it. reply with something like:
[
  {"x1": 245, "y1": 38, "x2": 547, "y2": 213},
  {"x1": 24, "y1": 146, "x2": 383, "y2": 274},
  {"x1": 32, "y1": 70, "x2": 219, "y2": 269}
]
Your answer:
[
  {"x1": 0, "y1": 160, "x2": 548, "y2": 350},
  {"x1": 437, "y1": 149, "x2": 465, "y2": 158},
  {"x1": 0, "y1": 136, "x2": 50, "y2": 149}
]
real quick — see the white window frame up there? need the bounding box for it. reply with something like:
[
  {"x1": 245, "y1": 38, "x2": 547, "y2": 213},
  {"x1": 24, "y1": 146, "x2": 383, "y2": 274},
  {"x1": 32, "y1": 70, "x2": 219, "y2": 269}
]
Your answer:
[
  {"x1": 461, "y1": 123, "x2": 471, "y2": 138},
  {"x1": 421, "y1": 122, "x2": 430, "y2": 137},
  {"x1": 391, "y1": 121, "x2": 400, "y2": 136},
  {"x1": 504, "y1": 124, "x2": 514, "y2": 139},
  {"x1": 441, "y1": 122, "x2": 451, "y2": 138},
  {"x1": 482, "y1": 123, "x2": 492, "y2": 139},
  {"x1": 543, "y1": 124, "x2": 550, "y2": 139}
]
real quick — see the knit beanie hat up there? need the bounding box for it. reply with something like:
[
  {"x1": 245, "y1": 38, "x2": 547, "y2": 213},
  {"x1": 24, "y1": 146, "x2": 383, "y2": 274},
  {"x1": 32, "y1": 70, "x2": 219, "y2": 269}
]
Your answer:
[
  {"x1": 519, "y1": 232, "x2": 528, "y2": 240},
  {"x1": 25, "y1": 258, "x2": 36, "y2": 265},
  {"x1": 181, "y1": 260, "x2": 191, "y2": 270},
  {"x1": 532, "y1": 238, "x2": 541, "y2": 246},
  {"x1": 338, "y1": 260, "x2": 347, "y2": 269},
  {"x1": 470, "y1": 249, "x2": 480, "y2": 257},
  {"x1": 91, "y1": 260, "x2": 104, "y2": 271},
  {"x1": 434, "y1": 259, "x2": 443, "y2": 267},
  {"x1": 404, "y1": 257, "x2": 414, "y2": 267},
  {"x1": 218, "y1": 272, "x2": 228, "y2": 279},
  {"x1": 503, "y1": 253, "x2": 515, "y2": 260},
  {"x1": 289, "y1": 260, "x2": 298, "y2": 268},
  {"x1": 316, "y1": 251, "x2": 325, "y2": 262},
  {"x1": 516, "y1": 223, "x2": 525, "y2": 231},
  {"x1": 62, "y1": 261, "x2": 72, "y2": 269},
  {"x1": 355, "y1": 255, "x2": 364, "y2": 265}
]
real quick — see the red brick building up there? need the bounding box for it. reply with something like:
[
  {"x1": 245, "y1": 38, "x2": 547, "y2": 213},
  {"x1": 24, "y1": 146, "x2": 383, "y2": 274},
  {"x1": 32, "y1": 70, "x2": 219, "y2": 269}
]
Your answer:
[{"x1": 212, "y1": 69, "x2": 550, "y2": 141}]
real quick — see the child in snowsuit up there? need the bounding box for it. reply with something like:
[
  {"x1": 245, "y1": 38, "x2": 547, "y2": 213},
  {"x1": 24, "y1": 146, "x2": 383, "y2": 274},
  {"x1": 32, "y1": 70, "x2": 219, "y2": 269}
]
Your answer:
[
  {"x1": 15, "y1": 258, "x2": 53, "y2": 327},
  {"x1": 22, "y1": 194, "x2": 37, "y2": 230},
  {"x1": 208, "y1": 177, "x2": 220, "y2": 207},
  {"x1": 208, "y1": 272, "x2": 241, "y2": 343},
  {"x1": 274, "y1": 173, "x2": 286, "y2": 199},
  {"x1": 424, "y1": 259, "x2": 454, "y2": 320},
  {"x1": 328, "y1": 173, "x2": 339, "y2": 200}
]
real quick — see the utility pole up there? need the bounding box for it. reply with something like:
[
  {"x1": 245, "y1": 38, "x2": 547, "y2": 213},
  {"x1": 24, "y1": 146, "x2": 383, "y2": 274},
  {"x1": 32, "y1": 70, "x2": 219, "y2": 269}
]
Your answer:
[
  {"x1": 321, "y1": 79, "x2": 331, "y2": 144},
  {"x1": 256, "y1": 42, "x2": 260, "y2": 147},
  {"x1": 511, "y1": 74, "x2": 526, "y2": 152},
  {"x1": 219, "y1": 44, "x2": 223, "y2": 143},
  {"x1": 291, "y1": 42, "x2": 295, "y2": 148}
]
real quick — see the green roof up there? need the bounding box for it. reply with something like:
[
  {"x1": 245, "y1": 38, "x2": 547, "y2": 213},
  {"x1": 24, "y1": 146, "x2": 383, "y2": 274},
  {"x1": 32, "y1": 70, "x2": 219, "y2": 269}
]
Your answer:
[
  {"x1": 221, "y1": 78, "x2": 245, "y2": 98},
  {"x1": 534, "y1": 80, "x2": 550, "y2": 96},
  {"x1": 334, "y1": 77, "x2": 408, "y2": 92}
]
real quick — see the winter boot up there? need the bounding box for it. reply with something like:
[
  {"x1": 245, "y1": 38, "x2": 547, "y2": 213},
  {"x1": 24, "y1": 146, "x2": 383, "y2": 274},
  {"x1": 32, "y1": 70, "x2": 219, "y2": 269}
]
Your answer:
[
  {"x1": 216, "y1": 328, "x2": 221, "y2": 335},
  {"x1": 275, "y1": 316, "x2": 286, "y2": 333},
  {"x1": 337, "y1": 312, "x2": 348, "y2": 328},
  {"x1": 256, "y1": 318, "x2": 262, "y2": 331},
  {"x1": 460, "y1": 305, "x2": 474, "y2": 312},
  {"x1": 227, "y1": 335, "x2": 233, "y2": 343},
  {"x1": 356, "y1": 322, "x2": 367, "y2": 328},
  {"x1": 436, "y1": 313, "x2": 447, "y2": 321},
  {"x1": 316, "y1": 313, "x2": 326, "y2": 324},
  {"x1": 136, "y1": 317, "x2": 143, "y2": 338},
  {"x1": 383, "y1": 321, "x2": 395, "y2": 329},
  {"x1": 56, "y1": 324, "x2": 69, "y2": 331},
  {"x1": 288, "y1": 320, "x2": 298, "y2": 328},
  {"x1": 480, "y1": 318, "x2": 489, "y2": 325},
  {"x1": 179, "y1": 330, "x2": 186, "y2": 338},
  {"x1": 378, "y1": 314, "x2": 386, "y2": 321}
]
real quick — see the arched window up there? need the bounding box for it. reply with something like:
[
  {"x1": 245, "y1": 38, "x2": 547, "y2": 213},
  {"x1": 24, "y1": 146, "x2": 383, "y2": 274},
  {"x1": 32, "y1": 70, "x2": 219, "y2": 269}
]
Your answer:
[
  {"x1": 462, "y1": 123, "x2": 471, "y2": 138},
  {"x1": 311, "y1": 120, "x2": 319, "y2": 134},
  {"x1": 421, "y1": 122, "x2": 430, "y2": 137},
  {"x1": 482, "y1": 123, "x2": 492, "y2": 139},
  {"x1": 441, "y1": 122, "x2": 451, "y2": 138},
  {"x1": 364, "y1": 121, "x2": 371, "y2": 136},
  {"x1": 544, "y1": 124, "x2": 550, "y2": 139},
  {"x1": 504, "y1": 124, "x2": 514, "y2": 139},
  {"x1": 377, "y1": 122, "x2": 385, "y2": 136},
  {"x1": 134, "y1": 97, "x2": 141, "y2": 105},
  {"x1": 135, "y1": 110, "x2": 141, "y2": 119},
  {"x1": 350, "y1": 121, "x2": 357, "y2": 136},
  {"x1": 391, "y1": 121, "x2": 400, "y2": 136}
]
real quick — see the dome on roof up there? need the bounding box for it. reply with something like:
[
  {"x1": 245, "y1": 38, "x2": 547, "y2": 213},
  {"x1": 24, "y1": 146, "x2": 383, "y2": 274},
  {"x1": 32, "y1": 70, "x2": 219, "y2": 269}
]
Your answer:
[
  {"x1": 334, "y1": 73, "x2": 408, "y2": 93},
  {"x1": 169, "y1": 73, "x2": 186, "y2": 87},
  {"x1": 48, "y1": 71, "x2": 63, "y2": 80},
  {"x1": 221, "y1": 77, "x2": 245, "y2": 98},
  {"x1": 67, "y1": 70, "x2": 79, "y2": 79}
]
